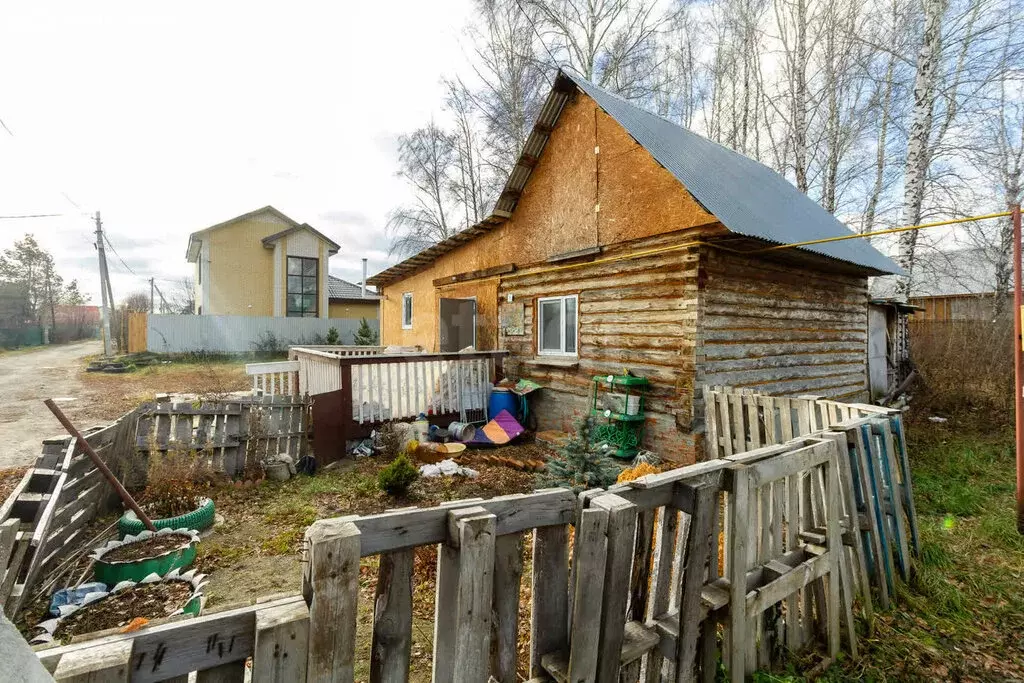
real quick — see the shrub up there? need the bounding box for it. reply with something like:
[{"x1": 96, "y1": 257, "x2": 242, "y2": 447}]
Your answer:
[
  {"x1": 354, "y1": 317, "x2": 379, "y2": 346},
  {"x1": 251, "y1": 331, "x2": 283, "y2": 359},
  {"x1": 536, "y1": 416, "x2": 620, "y2": 493},
  {"x1": 909, "y1": 319, "x2": 1013, "y2": 422},
  {"x1": 142, "y1": 446, "x2": 219, "y2": 517},
  {"x1": 377, "y1": 454, "x2": 419, "y2": 496},
  {"x1": 325, "y1": 327, "x2": 340, "y2": 345}
]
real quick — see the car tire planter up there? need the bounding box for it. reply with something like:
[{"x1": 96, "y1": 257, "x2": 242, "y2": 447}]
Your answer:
[
  {"x1": 91, "y1": 529, "x2": 200, "y2": 585},
  {"x1": 117, "y1": 497, "x2": 215, "y2": 539},
  {"x1": 31, "y1": 569, "x2": 207, "y2": 645}
]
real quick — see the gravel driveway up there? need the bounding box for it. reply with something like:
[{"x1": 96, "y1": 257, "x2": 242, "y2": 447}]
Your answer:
[{"x1": 0, "y1": 340, "x2": 102, "y2": 468}]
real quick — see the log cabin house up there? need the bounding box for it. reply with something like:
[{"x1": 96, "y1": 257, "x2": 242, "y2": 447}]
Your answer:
[{"x1": 367, "y1": 70, "x2": 902, "y2": 462}]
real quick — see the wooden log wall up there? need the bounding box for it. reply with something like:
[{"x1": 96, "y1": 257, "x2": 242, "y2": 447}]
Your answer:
[
  {"x1": 697, "y1": 249, "x2": 870, "y2": 402},
  {"x1": 498, "y1": 232, "x2": 702, "y2": 460}
]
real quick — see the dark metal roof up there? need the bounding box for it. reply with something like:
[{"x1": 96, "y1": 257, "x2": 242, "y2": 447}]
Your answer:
[
  {"x1": 562, "y1": 72, "x2": 902, "y2": 276},
  {"x1": 328, "y1": 275, "x2": 380, "y2": 301},
  {"x1": 368, "y1": 70, "x2": 901, "y2": 286}
]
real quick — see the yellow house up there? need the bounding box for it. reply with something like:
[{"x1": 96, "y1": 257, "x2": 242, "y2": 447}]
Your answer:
[{"x1": 185, "y1": 206, "x2": 378, "y2": 322}]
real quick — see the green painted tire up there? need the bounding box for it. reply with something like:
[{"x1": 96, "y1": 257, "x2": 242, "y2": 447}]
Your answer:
[
  {"x1": 117, "y1": 498, "x2": 215, "y2": 539},
  {"x1": 94, "y1": 533, "x2": 198, "y2": 585}
]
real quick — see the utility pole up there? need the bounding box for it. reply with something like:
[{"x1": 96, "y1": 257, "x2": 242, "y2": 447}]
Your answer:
[
  {"x1": 95, "y1": 211, "x2": 113, "y2": 357},
  {"x1": 150, "y1": 277, "x2": 155, "y2": 314},
  {"x1": 1013, "y1": 204, "x2": 1023, "y2": 534}
]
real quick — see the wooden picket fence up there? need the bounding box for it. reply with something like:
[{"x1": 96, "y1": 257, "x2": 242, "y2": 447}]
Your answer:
[
  {"x1": 135, "y1": 395, "x2": 308, "y2": 477},
  {"x1": 1, "y1": 410, "x2": 138, "y2": 618},
  {"x1": 33, "y1": 391, "x2": 920, "y2": 682}
]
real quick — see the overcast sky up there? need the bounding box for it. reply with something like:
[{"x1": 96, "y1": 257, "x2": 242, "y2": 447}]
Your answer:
[{"x1": 0, "y1": 1, "x2": 473, "y2": 304}]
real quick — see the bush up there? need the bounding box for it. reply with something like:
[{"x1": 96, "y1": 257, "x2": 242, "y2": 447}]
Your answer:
[
  {"x1": 142, "y1": 447, "x2": 220, "y2": 517},
  {"x1": 325, "y1": 327, "x2": 340, "y2": 345},
  {"x1": 354, "y1": 317, "x2": 379, "y2": 346},
  {"x1": 251, "y1": 331, "x2": 284, "y2": 359},
  {"x1": 536, "y1": 416, "x2": 620, "y2": 493},
  {"x1": 377, "y1": 454, "x2": 419, "y2": 496},
  {"x1": 910, "y1": 320, "x2": 1013, "y2": 421}
]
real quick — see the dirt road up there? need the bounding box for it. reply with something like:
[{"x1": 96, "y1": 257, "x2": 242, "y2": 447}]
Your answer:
[{"x1": 0, "y1": 340, "x2": 102, "y2": 468}]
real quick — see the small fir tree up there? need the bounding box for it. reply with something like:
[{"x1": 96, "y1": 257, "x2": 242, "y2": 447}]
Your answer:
[
  {"x1": 325, "y1": 326, "x2": 340, "y2": 345},
  {"x1": 353, "y1": 317, "x2": 379, "y2": 345},
  {"x1": 536, "y1": 416, "x2": 620, "y2": 493}
]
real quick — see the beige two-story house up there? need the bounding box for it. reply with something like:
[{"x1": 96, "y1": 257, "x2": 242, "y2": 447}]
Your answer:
[{"x1": 185, "y1": 206, "x2": 379, "y2": 321}]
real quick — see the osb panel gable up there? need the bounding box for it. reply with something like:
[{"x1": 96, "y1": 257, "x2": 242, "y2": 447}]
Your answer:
[{"x1": 496, "y1": 93, "x2": 716, "y2": 264}]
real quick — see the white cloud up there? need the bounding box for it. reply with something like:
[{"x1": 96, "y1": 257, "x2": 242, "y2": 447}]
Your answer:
[{"x1": 0, "y1": 0, "x2": 473, "y2": 303}]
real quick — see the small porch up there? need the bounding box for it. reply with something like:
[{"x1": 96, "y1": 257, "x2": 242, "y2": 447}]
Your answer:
[{"x1": 246, "y1": 345, "x2": 509, "y2": 462}]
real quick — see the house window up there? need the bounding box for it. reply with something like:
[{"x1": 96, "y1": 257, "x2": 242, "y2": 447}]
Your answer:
[
  {"x1": 538, "y1": 295, "x2": 578, "y2": 355},
  {"x1": 402, "y1": 293, "x2": 413, "y2": 329},
  {"x1": 287, "y1": 256, "x2": 318, "y2": 317}
]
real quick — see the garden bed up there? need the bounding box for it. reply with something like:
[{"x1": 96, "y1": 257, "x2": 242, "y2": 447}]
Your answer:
[{"x1": 52, "y1": 581, "x2": 193, "y2": 640}]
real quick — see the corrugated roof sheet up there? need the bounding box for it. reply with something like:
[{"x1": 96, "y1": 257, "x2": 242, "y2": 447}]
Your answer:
[
  {"x1": 328, "y1": 276, "x2": 380, "y2": 301},
  {"x1": 562, "y1": 72, "x2": 901, "y2": 275},
  {"x1": 368, "y1": 70, "x2": 901, "y2": 286}
]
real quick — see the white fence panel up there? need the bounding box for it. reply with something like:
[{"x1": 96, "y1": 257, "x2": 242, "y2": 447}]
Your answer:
[{"x1": 146, "y1": 315, "x2": 377, "y2": 354}]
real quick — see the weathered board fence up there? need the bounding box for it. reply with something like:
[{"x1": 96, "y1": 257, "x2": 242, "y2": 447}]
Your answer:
[
  {"x1": 1, "y1": 410, "x2": 138, "y2": 617},
  {"x1": 135, "y1": 395, "x2": 308, "y2": 478},
  {"x1": 33, "y1": 391, "x2": 921, "y2": 682}
]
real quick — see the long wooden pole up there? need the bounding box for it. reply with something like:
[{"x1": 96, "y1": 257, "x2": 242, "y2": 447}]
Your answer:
[
  {"x1": 44, "y1": 399, "x2": 157, "y2": 532},
  {"x1": 1013, "y1": 204, "x2": 1024, "y2": 535}
]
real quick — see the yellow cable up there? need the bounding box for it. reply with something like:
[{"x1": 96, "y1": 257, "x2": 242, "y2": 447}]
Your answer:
[{"x1": 753, "y1": 211, "x2": 1014, "y2": 253}]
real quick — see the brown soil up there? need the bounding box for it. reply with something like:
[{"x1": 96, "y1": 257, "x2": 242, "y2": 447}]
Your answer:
[
  {"x1": 100, "y1": 534, "x2": 192, "y2": 564},
  {"x1": 52, "y1": 581, "x2": 193, "y2": 641}
]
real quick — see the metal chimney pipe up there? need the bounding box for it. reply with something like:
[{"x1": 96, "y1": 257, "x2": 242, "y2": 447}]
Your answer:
[{"x1": 361, "y1": 258, "x2": 368, "y2": 298}]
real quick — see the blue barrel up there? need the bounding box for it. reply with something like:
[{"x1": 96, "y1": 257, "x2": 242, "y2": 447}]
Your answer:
[{"x1": 488, "y1": 388, "x2": 518, "y2": 421}]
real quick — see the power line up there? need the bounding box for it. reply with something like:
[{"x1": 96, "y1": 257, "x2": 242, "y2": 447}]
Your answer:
[
  {"x1": 0, "y1": 213, "x2": 65, "y2": 219},
  {"x1": 0, "y1": 117, "x2": 12, "y2": 137},
  {"x1": 102, "y1": 233, "x2": 138, "y2": 276}
]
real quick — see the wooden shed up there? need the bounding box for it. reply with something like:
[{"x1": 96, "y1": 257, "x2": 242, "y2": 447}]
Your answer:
[{"x1": 368, "y1": 70, "x2": 901, "y2": 462}]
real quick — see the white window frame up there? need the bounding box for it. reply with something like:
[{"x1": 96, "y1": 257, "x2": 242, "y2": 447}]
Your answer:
[
  {"x1": 537, "y1": 295, "x2": 578, "y2": 356},
  {"x1": 401, "y1": 292, "x2": 413, "y2": 329}
]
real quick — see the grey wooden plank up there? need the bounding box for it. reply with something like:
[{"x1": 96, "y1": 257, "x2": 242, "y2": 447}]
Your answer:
[
  {"x1": 567, "y1": 506, "x2": 609, "y2": 682},
  {"x1": 593, "y1": 494, "x2": 638, "y2": 683},
  {"x1": 674, "y1": 485, "x2": 717, "y2": 683},
  {"x1": 530, "y1": 524, "x2": 569, "y2": 678},
  {"x1": 726, "y1": 464, "x2": 749, "y2": 683},
  {"x1": 353, "y1": 489, "x2": 575, "y2": 556},
  {"x1": 451, "y1": 510, "x2": 496, "y2": 683},
  {"x1": 53, "y1": 639, "x2": 132, "y2": 682},
  {"x1": 492, "y1": 533, "x2": 524, "y2": 683},
  {"x1": 251, "y1": 599, "x2": 309, "y2": 682},
  {"x1": 370, "y1": 550, "x2": 413, "y2": 683}
]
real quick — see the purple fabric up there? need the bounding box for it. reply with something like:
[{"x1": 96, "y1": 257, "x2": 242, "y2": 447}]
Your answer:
[{"x1": 464, "y1": 409, "x2": 525, "y2": 445}]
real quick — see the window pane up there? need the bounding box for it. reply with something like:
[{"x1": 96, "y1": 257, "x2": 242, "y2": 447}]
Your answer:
[
  {"x1": 302, "y1": 277, "x2": 317, "y2": 294},
  {"x1": 303, "y1": 295, "x2": 316, "y2": 313},
  {"x1": 287, "y1": 258, "x2": 302, "y2": 275},
  {"x1": 564, "y1": 298, "x2": 577, "y2": 353},
  {"x1": 403, "y1": 296, "x2": 412, "y2": 324},
  {"x1": 288, "y1": 293, "x2": 304, "y2": 312},
  {"x1": 540, "y1": 300, "x2": 561, "y2": 351},
  {"x1": 303, "y1": 258, "x2": 317, "y2": 276},
  {"x1": 287, "y1": 275, "x2": 302, "y2": 294}
]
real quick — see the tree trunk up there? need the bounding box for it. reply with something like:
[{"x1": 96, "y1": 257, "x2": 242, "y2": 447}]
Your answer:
[{"x1": 897, "y1": 0, "x2": 947, "y2": 300}]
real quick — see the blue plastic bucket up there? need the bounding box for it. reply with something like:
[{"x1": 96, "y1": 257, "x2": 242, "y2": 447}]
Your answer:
[{"x1": 488, "y1": 388, "x2": 518, "y2": 421}]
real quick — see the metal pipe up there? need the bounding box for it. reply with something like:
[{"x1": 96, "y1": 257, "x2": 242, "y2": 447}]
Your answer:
[
  {"x1": 362, "y1": 258, "x2": 368, "y2": 298},
  {"x1": 1014, "y1": 204, "x2": 1024, "y2": 535},
  {"x1": 44, "y1": 399, "x2": 157, "y2": 532}
]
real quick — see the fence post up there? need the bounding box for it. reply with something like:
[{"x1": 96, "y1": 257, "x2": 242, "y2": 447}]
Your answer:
[
  {"x1": 303, "y1": 518, "x2": 361, "y2": 683},
  {"x1": 529, "y1": 523, "x2": 569, "y2": 677},
  {"x1": 592, "y1": 493, "x2": 638, "y2": 683},
  {"x1": 370, "y1": 550, "x2": 414, "y2": 683},
  {"x1": 252, "y1": 599, "x2": 310, "y2": 682},
  {"x1": 432, "y1": 506, "x2": 496, "y2": 683}
]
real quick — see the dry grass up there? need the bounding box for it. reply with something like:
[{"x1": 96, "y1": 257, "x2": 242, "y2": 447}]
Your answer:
[
  {"x1": 909, "y1": 320, "x2": 1014, "y2": 425},
  {"x1": 74, "y1": 359, "x2": 248, "y2": 424}
]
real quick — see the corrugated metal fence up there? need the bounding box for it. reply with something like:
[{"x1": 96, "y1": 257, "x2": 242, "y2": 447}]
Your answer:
[{"x1": 144, "y1": 314, "x2": 377, "y2": 354}]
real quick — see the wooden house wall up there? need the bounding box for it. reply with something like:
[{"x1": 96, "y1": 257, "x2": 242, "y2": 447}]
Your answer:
[
  {"x1": 499, "y1": 231, "x2": 706, "y2": 460},
  {"x1": 909, "y1": 293, "x2": 1010, "y2": 322},
  {"x1": 378, "y1": 88, "x2": 717, "y2": 351},
  {"x1": 696, "y1": 249, "x2": 870, "y2": 401}
]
